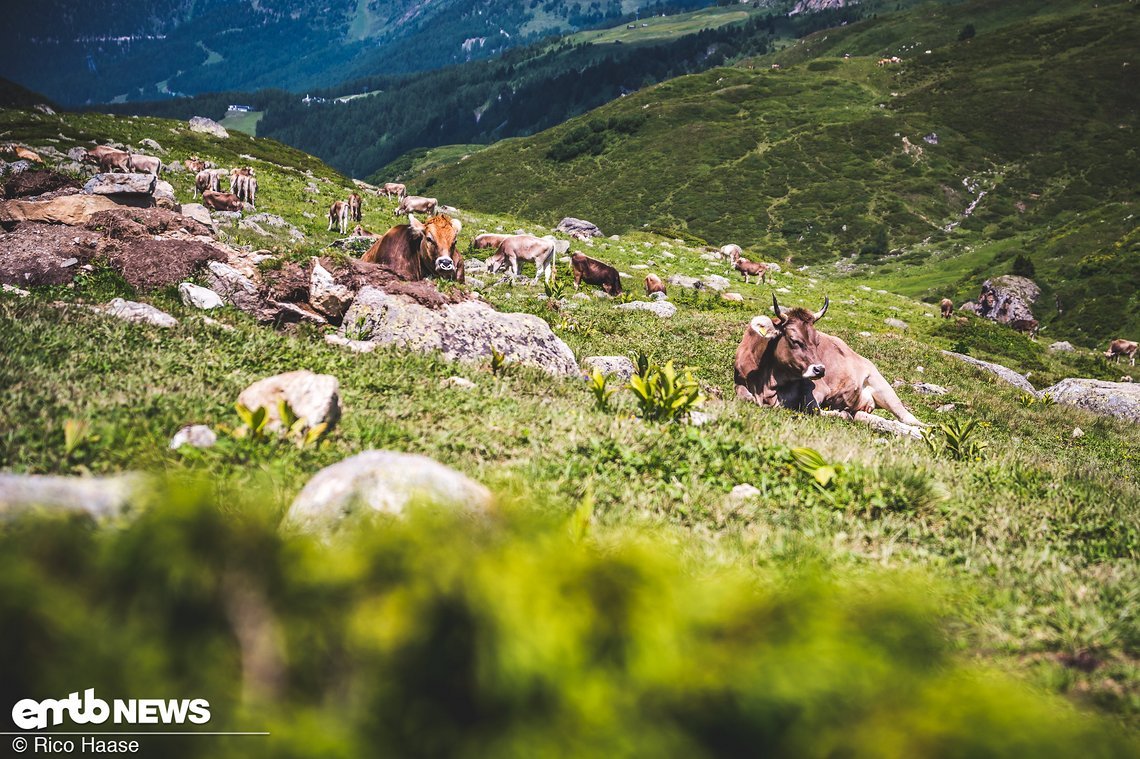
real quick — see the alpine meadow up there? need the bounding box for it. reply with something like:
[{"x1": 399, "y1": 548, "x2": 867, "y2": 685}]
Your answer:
[{"x1": 1, "y1": 1, "x2": 1138, "y2": 757}]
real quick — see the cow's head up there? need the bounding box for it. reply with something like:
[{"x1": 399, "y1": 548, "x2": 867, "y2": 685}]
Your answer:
[
  {"x1": 408, "y1": 214, "x2": 462, "y2": 279},
  {"x1": 769, "y1": 294, "x2": 829, "y2": 380}
]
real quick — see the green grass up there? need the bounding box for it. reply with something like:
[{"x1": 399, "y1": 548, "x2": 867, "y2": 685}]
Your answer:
[
  {"x1": 564, "y1": 6, "x2": 758, "y2": 46},
  {"x1": 219, "y1": 109, "x2": 264, "y2": 136},
  {"x1": 3, "y1": 85, "x2": 1140, "y2": 734},
  {"x1": 411, "y1": 0, "x2": 1139, "y2": 345}
]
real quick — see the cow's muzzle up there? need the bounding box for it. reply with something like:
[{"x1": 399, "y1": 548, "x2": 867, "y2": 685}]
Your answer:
[
  {"x1": 802, "y1": 363, "x2": 825, "y2": 380},
  {"x1": 435, "y1": 257, "x2": 456, "y2": 273}
]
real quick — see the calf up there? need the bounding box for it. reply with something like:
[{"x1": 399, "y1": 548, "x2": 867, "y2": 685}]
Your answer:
[
  {"x1": 348, "y1": 192, "x2": 362, "y2": 222},
  {"x1": 201, "y1": 190, "x2": 245, "y2": 212},
  {"x1": 195, "y1": 168, "x2": 226, "y2": 198},
  {"x1": 1105, "y1": 339, "x2": 1139, "y2": 366},
  {"x1": 733, "y1": 256, "x2": 769, "y2": 284},
  {"x1": 487, "y1": 235, "x2": 557, "y2": 285},
  {"x1": 645, "y1": 273, "x2": 666, "y2": 296},
  {"x1": 395, "y1": 195, "x2": 437, "y2": 216},
  {"x1": 571, "y1": 252, "x2": 622, "y2": 296},
  {"x1": 940, "y1": 298, "x2": 954, "y2": 318},
  {"x1": 735, "y1": 295, "x2": 923, "y2": 427},
  {"x1": 328, "y1": 201, "x2": 349, "y2": 235},
  {"x1": 99, "y1": 150, "x2": 132, "y2": 173},
  {"x1": 362, "y1": 214, "x2": 465, "y2": 283},
  {"x1": 127, "y1": 153, "x2": 162, "y2": 175}
]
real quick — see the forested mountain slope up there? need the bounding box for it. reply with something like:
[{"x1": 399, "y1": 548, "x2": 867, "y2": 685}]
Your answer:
[{"x1": 407, "y1": 0, "x2": 1139, "y2": 345}]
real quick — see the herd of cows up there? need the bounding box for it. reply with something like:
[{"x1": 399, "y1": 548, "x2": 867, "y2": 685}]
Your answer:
[{"x1": 82, "y1": 143, "x2": 1138, "y2": 427}]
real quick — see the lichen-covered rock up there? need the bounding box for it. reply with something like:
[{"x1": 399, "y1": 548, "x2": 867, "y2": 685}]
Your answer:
[
  {"x1": 179, "y1": 282, "x2": 224, "y2": 310},
  {"x1": 237, "y1": 370, "x2": 341, "y2": 434},
  {"x1": 179, "y1": 203, "x2": 214, "y2": 229},
  {"x1": 204, "y1": 260, "x2": 260, "y2": 313},
  {"x1": 189, "y1": 116, "x2": 229, "y2": 138},
  {"x1": 170, "y1": 425, "x2": 217, "y2": 450},
  {"x1": 341, "y1": 287, "x2": 578, "y2": 376},
  {"x1": 583, "y1": 355, "x2": 636, "y2": 381},
  {"x1": 884, "y1": 318, "x2": 909, "y2": 330},
  {"x1": 614, "y1": 300, "x2": 677, "y2": 319},
  {"x1": 942, "y1": 351, "x2": 1036, "y2": 394},
  {"x1": 100, "y1": 298, "x2": 178, "y2": 328},
  {"x1": 555, "y1": 217, "x2": 602, "y2": 239},
  {"x1": 282, "y1": 450, "x2": 492, "y2": 533},
  {"x1": 1041, "y1": 378, "x2": 1140, "y2": 423},
  {"x1": 1049, "y1": 341, "x2": 1075, "y2": 353},
  {"x1": 310, "y1": 259, "x2": 354, "y2": 320},
  {"x1": 974, "y1": 275, "x2": 1040, "y2": 324},
  {"x1": 83, "y1": 172, "x2": 156, "y2": 196}
]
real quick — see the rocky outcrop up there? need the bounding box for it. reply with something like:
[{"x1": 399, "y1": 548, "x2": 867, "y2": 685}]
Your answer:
[
  {"x1": 189, "y1": 117, "x2": 229, "y2": 138},
  {"x1": 555, "y1": 217, "x2": 602, "y2": 239},
  {"x1": 0, "y1": 193, "x2": 139, "y2": 226},
  {"x1": 342, "y1": 286, "x2": 578, "y2": 376},
  {"x1": 282, "y1": 450, "x2": 492, "y2": 534},
  {"x1": 942, "y1": 351, "x2": 1036, "y2": 394},
  {"x1": 205, "y1": 261, "x2": 261, "y2": 313},
  {"x1": 83, "y1": 173, "x2": 157, "y2": 197},
  {"x1": 969, "y1": 275, "x2": 1040, "y2": 325},
  {"x1": 1041, "y1": 379, "x2": 1140, "y2": 423},
  {"x1": 309, "y1": 259, "x2": 353, "y2": 321},
  {"x1": 237, "y1": 370, "x2": 341, "y2": 434}
]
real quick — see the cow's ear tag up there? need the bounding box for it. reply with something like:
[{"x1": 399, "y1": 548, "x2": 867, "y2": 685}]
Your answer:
[{"x1": 750, "y1": 316, "x2": 776, "y2": 338}]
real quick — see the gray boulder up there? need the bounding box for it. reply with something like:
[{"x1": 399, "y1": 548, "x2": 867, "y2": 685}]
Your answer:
[
  {"x1": 583, "y1": 355, "x2": 636, "y2": 381},
  {"x1": 170, "y1": 425, "x2": 217, "y2": 450},
  {"x1": 180, "y1": 203, "x2": 214, "y2": 229},
  {"x1": 153, "y1": 180, "x2": 177, "y2": 209},
  {"x1": 1049, "y1": 341, "x2": 1075, "y2": 353},
  {"x1": 139, "y1": 138, "x2": 164, "y2": 153},
  {"x1": 282, "y1": 450, "x2": 492, "y2": 533},
  {"x1": 942, "y1": 351, "x2": 1036, "y2": 394},
  {"x1": 555, "y1": 217, "x2": 603, "y2": 239},
  {"x1": 1041, "y1": 379, "x2": 1140, "y2": 423},
  {"x1": 82, "y1": 173, "x2": 156, "y2": 196},
  {"x1": 615, "y1": 300, "x2": 677, "y2": 319},
  {"x1": 100, "y1": 298, "x2": 178, "y2": 328},
  {"x1": 237, "y1": 370, "x2": 341, "y2": 434},
  {"x1": 0, "y1": 472, "x2": 142, "y2": 521},
  {"x1": 204, "y1": 261, "x2": 260, "y2": 313},
  {"x1": 189, "y1": 117, "x2": 229, "y2": 138},
  {"x1": 310, "y1": 259, "x2": 354, "y2": 320},
  {"x1": 976, "y1": 275, "x2": 1039, "y2": 324},
  {"x1": 884, "y1": 318, "x2": 910, "y2": 330},
  {"x1": 179, "y1": 282, "x2": 224, "y2": 310},
  {"x1": 341, "y1": 287, "x2": 578, "y2": 376},
  {"x1": 701, "y1": 274, "x2": 731, "y2": 292}
]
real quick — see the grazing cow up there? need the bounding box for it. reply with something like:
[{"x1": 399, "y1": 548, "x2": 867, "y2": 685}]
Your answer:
[
  {"x1": 487, "y1": 235, "x2": 557, "y2": 284},
  {"x1": 472, "y1": 233, "x2": 513, "y2": 250},
  {"x1": 940, "y1": 298, "x2": 954, "y2": 318},
  {"x1": 195, "y1": 168, "x2": 226, "y2": 198},
  {"x1": 1105, "y1": 339, "x2": 1139, "y2": 366},
  {"x1": 348, "y1": 192, "x2": 362, "y2": 223},
  {"x1": 85, "y1": 145, "x2": 121, "y2": 165},
  {"x1": 733, "y1": 256, "x2": 769, "y2": 284},
  {"x1": 395, "y1": 195, "x2": 437, "y2": 216},
  {"x1": 361, "y1": 214, "x2": 465, "y2": 283},
  {"x1": 201, "y1": 190, "x2": 245, "y2": 212},
  {"x1": 720, "y1": 244, "x2": 743, "y2": 261},
  {"x1": 734, "y1": 295, "x2": 923, "y2": 427},
  {"x1": 328, "y1": 201, "x2": 349, "y2": 234},
  {"x1": 381, "y1": 182, "x2": 406, "y2": 199},
  {"x1": 1009, "y1": 318, "x2": 1039, "y2": 337},
  {"x1": 99, "y1": 150, "x2": 131, "y2": 173},
  {"x1": 127, "y1": 153, "x2": 162, "y2": 175},
  {"x1": 571, "y1": 252, "x2": 622, "y2": 296},
  {"x1": 645, "y1": 273, "x2": 666, "y2": 296}
]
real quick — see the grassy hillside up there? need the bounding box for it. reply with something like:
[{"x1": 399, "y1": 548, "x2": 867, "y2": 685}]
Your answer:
[
  {"x1": 2, "y1": 106, "x2": 1140, "y2": 741},
  {"x1": 410, "y1": 0, "x2": 1139, "y2": 345}
]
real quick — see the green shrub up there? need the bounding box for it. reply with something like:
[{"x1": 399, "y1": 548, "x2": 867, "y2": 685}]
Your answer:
[{"x1": 628, "y1": 356, "x2": 704, "y2": 423}]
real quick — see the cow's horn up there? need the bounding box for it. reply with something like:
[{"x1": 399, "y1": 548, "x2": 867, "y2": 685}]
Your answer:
[
  {"x1": 772, "y1": 294, "x2": 782, "y2": 318},
  {"x1": 812, "y1": 297, "x2": 829, "y2": 322}
]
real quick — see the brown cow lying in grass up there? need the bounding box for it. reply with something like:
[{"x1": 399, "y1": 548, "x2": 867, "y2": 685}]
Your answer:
[
  {"x1": 362, "y1": 214, "x2": 465, "y2": 283},
  {"x1": 202, "y1": 190, "x2": 246, "y2": 212},
  {"x1": 735, "y1": 296, "x2": 924, "y2": 434}
]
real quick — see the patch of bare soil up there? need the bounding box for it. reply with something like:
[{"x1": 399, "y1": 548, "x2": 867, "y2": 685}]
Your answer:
[
  {"x1": 260, "y1": 261, "x2": 311, "y2": 303},
  {"x1": 102, "y1": 237, "x2": 224, "y2": 290},
  {"x1": 2, "y1": 170, "x2": 80, "y2": 200},
  {"x1": 85, "y1": 208, "x2": 211, "y2": 239},
  {"x1": 0, "y1": 222, "x2": 100, "y2": 287}
]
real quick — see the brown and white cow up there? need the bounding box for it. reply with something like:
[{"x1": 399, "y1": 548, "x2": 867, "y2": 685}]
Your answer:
[
  {"x1": 85, "y1": 145, "x2": 122, "y2": 165},
  {"x1": 362, "y1": 214, "x2": 465, "y2": 283},
  {"x1": 184, "y1": 158, "x2": 207, "y2": 174},
  {"x1": 127, "y1": 153, "x2": 162, "y2": 175},
  {"x1": 645, "y1": 273, "x2": 666, "y2": 296},
  {"x1": 195, "y1": 168, "x2": 226, "y2": 198},
  {"x1": 381, "y1": 182, "x2": 406, "y2": 199},
  {"x1": 733, "y1": 256, "x2": 769, "y2": 285},
  {"x1": 734, "y1": 295, "x2": 923, "y2": 427},
  {"x1": 98, "y1": 149, "x2": 132, "y2": 173},
  {"x1": 472, "y1": 233, "x2": 513, "y2": 250},
  {"x1": 571, "y1": 252, "x2": 622, "y2": 296},
  {"x1": 487, "y1": 235, "x2": 557, "y2": 284},
  {"x1": 1105, "y1": 339, "x2": 1138, "y2": 366},
  {"x1": 202, "y1": 190, "x2": 245, "y2": 212},
  {"x1": 229, "y1": 167, "x2": 256, "y2": 204},
  {"x1": 328, "y1": 200, "x2": 349, "y2": 234},
  {"x1": 348, "y1": 192, "x2": 362, "y2": 223},
  {"x1": 395, "y1": 195, "x2": 437, "y2": 216},
  {"x1": 940, "y1": 298, "x2": 954, "y2": 318}
]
